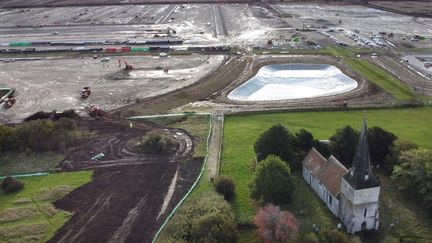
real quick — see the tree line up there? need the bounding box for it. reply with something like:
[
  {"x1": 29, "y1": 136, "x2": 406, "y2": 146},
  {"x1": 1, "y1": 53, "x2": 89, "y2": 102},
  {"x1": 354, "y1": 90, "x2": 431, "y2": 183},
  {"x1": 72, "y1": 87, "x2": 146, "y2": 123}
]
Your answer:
[{"x1": 0, "y1": 118, "x2": 76, "y2": 152}]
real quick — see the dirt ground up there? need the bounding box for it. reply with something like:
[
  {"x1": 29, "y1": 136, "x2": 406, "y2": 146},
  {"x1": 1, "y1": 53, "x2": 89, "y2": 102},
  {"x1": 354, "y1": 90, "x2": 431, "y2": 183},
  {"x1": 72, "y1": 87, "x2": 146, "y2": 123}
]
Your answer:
[
  {"x1": 0, "y1": 0, "x2": 257, "y2": 8},
  {"x1": 0, "y1": 55, "x2": 223, "y2": 123},
  {"x1": 111, "y1": 54, "x2": 392, "y2": 117},
  {"x1": 368, "y1": 1, "x2": 432, "y2": 18},
  {"x1": 370, "y1": 55, "x2": 432, "y2": 96},
  {"x1": 48, "y1": 117, "x2": 200, "y2": 242}
]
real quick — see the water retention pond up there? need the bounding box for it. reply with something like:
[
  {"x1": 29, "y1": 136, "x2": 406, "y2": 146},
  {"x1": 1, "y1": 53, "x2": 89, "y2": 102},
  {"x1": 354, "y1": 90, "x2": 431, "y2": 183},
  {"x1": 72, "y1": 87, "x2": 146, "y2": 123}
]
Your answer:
[{"x1": 228, "y1": 64, "x2": 358, "y2": 101}]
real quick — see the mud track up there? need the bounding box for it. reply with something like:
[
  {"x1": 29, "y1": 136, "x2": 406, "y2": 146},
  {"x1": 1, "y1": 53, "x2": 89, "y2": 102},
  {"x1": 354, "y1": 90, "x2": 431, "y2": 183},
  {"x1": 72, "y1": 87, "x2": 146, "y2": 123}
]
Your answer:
[{"x1": 50, "y1": 117, "x2": 201, "y2": 243}]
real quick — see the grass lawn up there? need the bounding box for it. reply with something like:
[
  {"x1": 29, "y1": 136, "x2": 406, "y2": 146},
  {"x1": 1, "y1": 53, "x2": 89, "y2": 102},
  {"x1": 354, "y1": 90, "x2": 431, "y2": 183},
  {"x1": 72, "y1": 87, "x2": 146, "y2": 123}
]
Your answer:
[
  {"x1": 0, "y1": 171, "x2": 92, "y2": 242},
  {"x1": 0, "y1": 152, "x2": 64, "y2": 176},
  {"x1": 327, "y1": 47, "x2": 414, "y2": 101},
  {"x1": 221, "y1": 107, "x2": 432, "y2": 239}
]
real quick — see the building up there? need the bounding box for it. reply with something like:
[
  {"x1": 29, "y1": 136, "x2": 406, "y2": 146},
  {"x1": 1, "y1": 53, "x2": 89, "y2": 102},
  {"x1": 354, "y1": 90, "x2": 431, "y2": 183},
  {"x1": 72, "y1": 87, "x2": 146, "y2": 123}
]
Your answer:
[{"x1": 302, "y1": 118, "x2": 380, "y2": 234}]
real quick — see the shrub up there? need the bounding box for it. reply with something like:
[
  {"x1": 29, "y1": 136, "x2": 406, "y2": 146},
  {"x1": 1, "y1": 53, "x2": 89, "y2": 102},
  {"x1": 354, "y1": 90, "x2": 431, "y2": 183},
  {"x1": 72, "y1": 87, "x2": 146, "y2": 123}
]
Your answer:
[
  {"x1": 159, "y1": 191, "x2": 238, "y2": 243},
  {"x1": 134, "y1": 131, "x2": 177, "y2": 154},
  {"x1": 303, "y1": 232, "x2": 319, "y2": 243},
  {"x1": 250, "y1": 155, "x2": 295, "y2": 204},
  {"x1": 1, "y1": 177, "x2": 24, "y2": 194},
  {"x1": 318, "y1": 227, "x2": 350, "y2": 243},
  {"x1": 392, "y1": 149, "x2": 432, "y2": 212},
  {"x1": 253, "y1": 204, "x2": 299, "y2": 243},
  {"x1": 214, "y1": 176, "x2": 235, "y2": 201}
]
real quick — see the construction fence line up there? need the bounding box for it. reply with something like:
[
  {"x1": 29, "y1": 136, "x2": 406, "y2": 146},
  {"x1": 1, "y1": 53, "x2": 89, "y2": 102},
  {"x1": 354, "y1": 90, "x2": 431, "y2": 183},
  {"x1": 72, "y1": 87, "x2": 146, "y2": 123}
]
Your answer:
[
  {"x1": 128, "y1": 113, "x2": 212, "y2": 243},
  {"x1": 0, "y1": 172, "x2": 50, "y2": 180}
]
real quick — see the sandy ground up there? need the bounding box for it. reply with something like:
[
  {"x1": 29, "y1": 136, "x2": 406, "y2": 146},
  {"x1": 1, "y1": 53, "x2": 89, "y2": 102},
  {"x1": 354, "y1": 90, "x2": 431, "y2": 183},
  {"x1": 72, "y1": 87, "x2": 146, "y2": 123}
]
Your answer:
[
  {"x1": 404, "y1": 54, "x2": 432, "y2": 78},
  {"x1": 0, "y1": 4, "x2": 312, "y2": 48},
  {"x1": 272, "y1": 3, "x2": 432, "y2": 48},
  {"x1": 0, "y1": 55, "x2": 224, "y2": 123},
  {"x1": 368, "y1": 1, "x2": 432, "y2": 18}
]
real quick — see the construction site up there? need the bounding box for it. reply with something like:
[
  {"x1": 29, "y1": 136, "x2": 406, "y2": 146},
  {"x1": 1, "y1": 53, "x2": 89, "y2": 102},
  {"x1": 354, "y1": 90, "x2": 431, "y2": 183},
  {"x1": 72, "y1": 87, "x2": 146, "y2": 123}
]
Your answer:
[{"x1": 1, "y1": 0, "x2": 432, "y2": 242}]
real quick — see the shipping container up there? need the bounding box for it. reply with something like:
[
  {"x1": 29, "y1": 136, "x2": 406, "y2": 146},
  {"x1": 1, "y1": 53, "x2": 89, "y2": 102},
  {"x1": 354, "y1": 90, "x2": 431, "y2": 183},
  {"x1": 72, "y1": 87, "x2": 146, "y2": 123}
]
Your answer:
[
  {"x1": 105, "y1": 48, "x2": 117, "y2": 53},
  {"x1": 131, "y1": 47, "x2": 150, "y2": 52},
  {"x1": 121, "y1": 46, "x2": 131, "y2": 52},
  {"x1": 10, "y1": 42, "x2": 31, "y2": 47}
]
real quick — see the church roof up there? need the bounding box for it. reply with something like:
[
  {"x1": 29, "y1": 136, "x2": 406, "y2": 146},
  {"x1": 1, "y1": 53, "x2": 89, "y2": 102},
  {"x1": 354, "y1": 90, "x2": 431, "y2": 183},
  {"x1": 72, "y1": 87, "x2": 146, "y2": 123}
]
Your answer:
[
  {"x1": 302, "y1": 148, "x2": 327, "y2": 176},
  {"x1": 316, "y1": 155, "x2": 349, "y2": 197},
  {"x1": 343, "y1": 116, "x2": 380, "y2": 190},
  {"x1": 303, "y1": 148, "x2": 349, "y2": 197}
]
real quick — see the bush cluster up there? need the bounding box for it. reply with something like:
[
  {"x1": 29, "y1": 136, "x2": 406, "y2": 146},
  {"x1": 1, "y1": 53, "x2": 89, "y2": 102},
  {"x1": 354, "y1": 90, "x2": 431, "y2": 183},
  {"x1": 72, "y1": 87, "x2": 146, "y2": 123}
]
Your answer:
[
  {"x1": 1, "y1": 177, "x2": 24, "y2": 194},
  {"x1": 134, "y1": 132, "x2": 177, "y2": 154},
  {"x1": 159, "y1": 191, "x2": 238, "y2": 243},
  {"x1": 0, "y1": 118, "x2": 76, "y2": 152},
  {"x1": 213, "y1": 176, "x2": 235, "y2": 201}
]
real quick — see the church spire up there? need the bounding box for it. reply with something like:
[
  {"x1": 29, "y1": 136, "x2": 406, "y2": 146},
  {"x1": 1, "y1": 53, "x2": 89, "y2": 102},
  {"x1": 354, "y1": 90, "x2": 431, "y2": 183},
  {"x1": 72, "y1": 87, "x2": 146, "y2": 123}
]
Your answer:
[{"x1": 343, "y1": 114, "x2": 380, "y2": 189}]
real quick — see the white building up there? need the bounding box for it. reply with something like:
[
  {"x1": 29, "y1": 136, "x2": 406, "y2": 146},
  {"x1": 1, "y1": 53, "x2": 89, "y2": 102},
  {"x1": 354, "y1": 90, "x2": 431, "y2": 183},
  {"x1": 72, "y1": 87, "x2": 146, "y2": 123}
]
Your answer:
[{"x1": 302, "y1": 118, "x2": 380, "y2": 234}]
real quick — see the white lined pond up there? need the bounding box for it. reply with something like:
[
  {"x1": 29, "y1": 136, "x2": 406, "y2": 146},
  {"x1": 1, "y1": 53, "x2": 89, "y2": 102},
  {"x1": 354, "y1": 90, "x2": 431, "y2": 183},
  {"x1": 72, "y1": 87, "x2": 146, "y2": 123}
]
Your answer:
[{"x1": 228, "y1": 64, "x2": 358, "y2": 101}]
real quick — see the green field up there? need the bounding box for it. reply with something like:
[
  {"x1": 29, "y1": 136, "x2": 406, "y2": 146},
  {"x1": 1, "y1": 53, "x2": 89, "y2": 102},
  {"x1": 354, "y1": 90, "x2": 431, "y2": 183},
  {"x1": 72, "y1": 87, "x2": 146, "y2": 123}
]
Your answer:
[
  {"x1": 0, "y1": 171, "x2": 92, "y2": 242},
  {"x1": 221, "y1": 107, "x2": 432, "y2": 225},
  {"x1": 0, "y1": 152, "x2": 64, "y2": 176}
]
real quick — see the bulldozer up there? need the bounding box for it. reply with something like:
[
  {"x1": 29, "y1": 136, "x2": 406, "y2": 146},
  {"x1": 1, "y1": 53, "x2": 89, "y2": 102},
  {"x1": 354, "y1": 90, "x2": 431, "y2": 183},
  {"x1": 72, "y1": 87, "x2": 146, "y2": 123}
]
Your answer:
[
  {"x1": 81, "y1": 87, "x2": 91, "y2": 99},
  {"x1": 2, "y1": 96, "x2": 15, "y2": 109}
]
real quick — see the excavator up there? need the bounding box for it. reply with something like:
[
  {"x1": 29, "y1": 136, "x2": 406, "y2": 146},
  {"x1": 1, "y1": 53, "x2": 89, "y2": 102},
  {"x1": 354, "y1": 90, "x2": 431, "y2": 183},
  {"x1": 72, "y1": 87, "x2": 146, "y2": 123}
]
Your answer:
[{"x1": 118, "y1": 59, "x2": 133, "y2": 70}]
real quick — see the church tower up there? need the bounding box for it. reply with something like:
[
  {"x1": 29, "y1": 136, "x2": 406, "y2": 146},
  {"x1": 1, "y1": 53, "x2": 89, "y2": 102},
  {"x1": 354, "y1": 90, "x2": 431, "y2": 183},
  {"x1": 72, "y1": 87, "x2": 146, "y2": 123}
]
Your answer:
[{"x1": 339, "y1": 117, "x2": 380, "y2": 234}]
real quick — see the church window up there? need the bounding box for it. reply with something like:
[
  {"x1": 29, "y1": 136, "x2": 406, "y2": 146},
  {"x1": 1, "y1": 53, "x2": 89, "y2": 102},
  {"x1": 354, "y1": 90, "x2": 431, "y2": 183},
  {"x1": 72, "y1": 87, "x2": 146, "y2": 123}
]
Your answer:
[
  {"x1": 329, "y1": 195, "x2": 332, "y2": 206},
  {"x1": 364, "y1": 208, "x2": 367, "y2": 217}
]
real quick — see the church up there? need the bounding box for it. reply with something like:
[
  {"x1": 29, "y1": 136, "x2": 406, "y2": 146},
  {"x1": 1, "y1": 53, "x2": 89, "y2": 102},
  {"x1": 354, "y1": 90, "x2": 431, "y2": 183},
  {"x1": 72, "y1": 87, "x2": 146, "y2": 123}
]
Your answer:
[{"x1": 302, "y1": 118, "x2": 380, "y2": 234}]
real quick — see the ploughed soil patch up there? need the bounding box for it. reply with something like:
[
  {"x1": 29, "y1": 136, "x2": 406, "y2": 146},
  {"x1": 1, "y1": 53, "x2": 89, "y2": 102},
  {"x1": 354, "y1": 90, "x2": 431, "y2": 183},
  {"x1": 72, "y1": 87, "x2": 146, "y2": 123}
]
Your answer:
[{"x1": 48, "y1": 117, "x2": 202, "y2": 242}]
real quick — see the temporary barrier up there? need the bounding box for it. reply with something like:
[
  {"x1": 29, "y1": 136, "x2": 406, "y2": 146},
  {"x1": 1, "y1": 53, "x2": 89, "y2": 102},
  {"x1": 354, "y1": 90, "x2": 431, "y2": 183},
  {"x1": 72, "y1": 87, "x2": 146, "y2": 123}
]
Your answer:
[{"x1": 0, "y1": 172, "x2": 49, "y2": 180}]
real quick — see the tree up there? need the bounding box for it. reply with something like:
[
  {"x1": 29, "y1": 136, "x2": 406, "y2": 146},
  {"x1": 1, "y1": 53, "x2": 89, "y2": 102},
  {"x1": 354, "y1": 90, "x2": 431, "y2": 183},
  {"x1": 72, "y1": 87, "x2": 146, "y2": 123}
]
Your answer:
[
  {"x1": 318, "y1": 227, "x2": 350, "y2": 243},
  {"x1": 254, "y1": 124, "x2": 296, "y2": 162},
  {"x1": 392, "y1": 149, "x2": 432, "y2": 212},
  {"x1": 329, "y1": 126, "x2": 359, "y2": 167},
  {"x1": 254, "y1": 124, "x2": 308, "y2": 170},
  {"x1": 295, "y1": 129, "x2": 314, "y2": 152},
  {"x1": 368, "y1": 126, "x2": 397, "y2": 167},
  {"x1": 384, "y1": 139, "x2": 418, "y2": 174},
  {"x1": 253, "y1": 204, "x2": 299, "y2": 243},
  {"x1": 250, "y1": 155, "x2": 295, "y2": 204},
  {"x1": 1, "y1": 177, "x2": 24, "y2": 194},
  {"x1": 214, "y1": 176, "x2": 235, "y2": 201},
  {"x1": 159, "y1": 191, "x2": 238, "y2": 243}
]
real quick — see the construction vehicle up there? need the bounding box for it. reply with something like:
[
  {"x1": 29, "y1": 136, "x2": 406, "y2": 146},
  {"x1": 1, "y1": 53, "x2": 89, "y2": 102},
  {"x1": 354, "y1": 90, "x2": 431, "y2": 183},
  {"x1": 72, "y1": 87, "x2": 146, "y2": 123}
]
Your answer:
[
  {"x1": 81, "y1": 87, "x2": 91, "y2": 99},
  {"x1": 118, "y1": 59, "x2": 133, "y2": 70},
  {"x1": 88, "y1": 105, "x2": 102, "y2": 119},
  {"x1": 2, "y1": 96, "x2": 15, "y2": 109}
]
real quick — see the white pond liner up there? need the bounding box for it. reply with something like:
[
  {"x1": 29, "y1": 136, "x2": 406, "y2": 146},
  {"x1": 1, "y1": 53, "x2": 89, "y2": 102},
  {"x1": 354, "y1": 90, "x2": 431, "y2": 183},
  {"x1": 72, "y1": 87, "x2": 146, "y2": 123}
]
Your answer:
[{"x1": 228, "y1": 64, "x2": 358, "y2": 101}]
